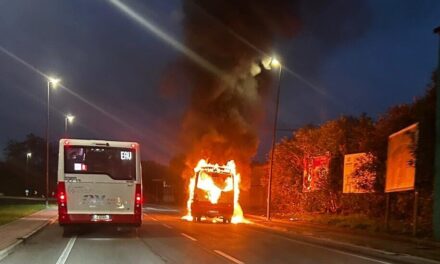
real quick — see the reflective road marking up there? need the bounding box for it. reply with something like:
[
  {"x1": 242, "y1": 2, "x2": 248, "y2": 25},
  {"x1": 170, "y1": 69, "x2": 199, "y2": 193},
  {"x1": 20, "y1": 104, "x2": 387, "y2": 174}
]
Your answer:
[
  {"x1": 181, "y1": 233, "x2": 197, "y2": 241},
  {"x1": 214, "y1": 250, "x2": 244, "y2": 264},
  {"x1": 162, "y1": 223, "x2": 173, "y2": 229},
  {"x1": 56, "y1": 236, "x2": 77, "y2": 264}
]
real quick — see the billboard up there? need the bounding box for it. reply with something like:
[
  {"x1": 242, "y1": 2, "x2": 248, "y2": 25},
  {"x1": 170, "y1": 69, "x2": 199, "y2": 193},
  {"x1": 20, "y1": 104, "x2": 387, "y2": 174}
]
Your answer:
[
  {"x1": 303, "y1": 154, "x2": 330, "y2": 192},
  {"x1": 343, "y1": 153, "x2": 376, "y2": 193},
  {"x1": 385, "y1": 123, "x2": 418, "y2": 193}
]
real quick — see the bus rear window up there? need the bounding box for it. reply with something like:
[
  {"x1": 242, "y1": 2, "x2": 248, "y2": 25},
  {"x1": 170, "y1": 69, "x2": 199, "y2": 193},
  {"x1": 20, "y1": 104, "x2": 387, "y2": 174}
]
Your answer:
[{"x1": 64, "y1": 146, "x2": 136, "y2": 180}]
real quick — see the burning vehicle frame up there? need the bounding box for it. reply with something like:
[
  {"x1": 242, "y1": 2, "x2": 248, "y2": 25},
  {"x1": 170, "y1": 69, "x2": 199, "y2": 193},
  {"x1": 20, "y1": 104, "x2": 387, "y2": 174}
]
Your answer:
[{"x1": 183, "y1": 159, "x2": 245, "y2": 224}]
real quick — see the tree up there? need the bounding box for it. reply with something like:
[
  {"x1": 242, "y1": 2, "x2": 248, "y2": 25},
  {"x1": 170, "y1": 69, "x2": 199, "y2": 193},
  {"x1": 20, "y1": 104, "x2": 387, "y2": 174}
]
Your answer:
[{"x1": 1, "y1": 134, "x2": 45, "y2": 195}]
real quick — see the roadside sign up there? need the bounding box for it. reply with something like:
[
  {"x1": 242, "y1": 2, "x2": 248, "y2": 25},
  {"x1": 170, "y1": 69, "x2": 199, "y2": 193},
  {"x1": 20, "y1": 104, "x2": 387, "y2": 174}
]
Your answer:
[{"x1": 385, "y1": 123, "x2": 418, "y2": 192}]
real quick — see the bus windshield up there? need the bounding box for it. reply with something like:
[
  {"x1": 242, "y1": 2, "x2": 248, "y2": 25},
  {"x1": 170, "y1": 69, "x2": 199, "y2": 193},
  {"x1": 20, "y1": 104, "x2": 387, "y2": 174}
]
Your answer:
[{"x1": 64, "y1": 146, "x2": 136, "y2": 180}]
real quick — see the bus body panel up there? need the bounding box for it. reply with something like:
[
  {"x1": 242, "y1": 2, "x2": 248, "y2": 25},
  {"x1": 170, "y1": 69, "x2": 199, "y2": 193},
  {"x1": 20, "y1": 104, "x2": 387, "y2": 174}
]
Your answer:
[
  {"x1": 57, "y1": 139, "x2": 142, "y2": 226},
  {"x1": 65, "y1": 178, "x2": 135, "y2": 215}
]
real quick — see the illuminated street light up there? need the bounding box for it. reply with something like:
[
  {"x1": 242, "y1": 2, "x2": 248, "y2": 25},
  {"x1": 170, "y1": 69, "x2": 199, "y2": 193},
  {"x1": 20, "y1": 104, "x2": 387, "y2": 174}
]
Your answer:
[
  {"x1": 45, "y1": 76, "x2": 61, "y2": 208},
  {"x1": 66, "y1": 114, "x2": 75, "y2": 122},
  {"x1": 48, "y1": 77, "x2": 60, "y2": 88},
  {"x1": 25, "y1": 152, "x2": 32, "y2": 192},
  {"x1": 65, "y1": 114, "x2": 75, "y2": 135},
  {"x1": 270, "y1": 57, "x2": 281, "y2": 68},
  {"x1": 267, "y1": 56, "x2": 283, "y2": 221}
]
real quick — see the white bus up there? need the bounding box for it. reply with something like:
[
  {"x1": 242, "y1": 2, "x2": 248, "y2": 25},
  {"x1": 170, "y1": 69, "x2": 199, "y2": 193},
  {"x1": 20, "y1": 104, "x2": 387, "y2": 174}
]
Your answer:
[{"x1": 57, "y1": 139, "x2": 142, "y2": 229}]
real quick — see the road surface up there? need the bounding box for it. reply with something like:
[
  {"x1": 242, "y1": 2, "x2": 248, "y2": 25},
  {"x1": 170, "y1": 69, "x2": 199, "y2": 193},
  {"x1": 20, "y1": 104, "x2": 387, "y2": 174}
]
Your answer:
[{"x1": 0, "y1": 206, "x2": 429, "y2": 264}]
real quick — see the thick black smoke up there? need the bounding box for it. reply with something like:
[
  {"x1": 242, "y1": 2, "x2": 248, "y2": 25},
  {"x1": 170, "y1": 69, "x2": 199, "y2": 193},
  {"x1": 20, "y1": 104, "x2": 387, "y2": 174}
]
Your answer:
[{"x1": 172, "y1": 0, "x2": 371, "y2": 185}]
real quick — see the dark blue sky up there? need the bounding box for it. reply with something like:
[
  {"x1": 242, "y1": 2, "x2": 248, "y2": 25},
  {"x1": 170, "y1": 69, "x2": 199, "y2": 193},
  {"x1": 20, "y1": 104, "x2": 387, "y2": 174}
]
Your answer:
[{"x1": 0, "y1": 0, "x2": 439, "y2": 163}]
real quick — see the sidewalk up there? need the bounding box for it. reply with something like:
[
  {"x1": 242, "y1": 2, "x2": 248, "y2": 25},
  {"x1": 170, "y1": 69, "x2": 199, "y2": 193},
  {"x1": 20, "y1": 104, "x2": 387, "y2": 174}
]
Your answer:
[
  {"x1": 0, "y1": 207, "x2": 57, "y2": 260},
  {"x1": 246, "y1": 214, "x2": 440, "y2": 263}
]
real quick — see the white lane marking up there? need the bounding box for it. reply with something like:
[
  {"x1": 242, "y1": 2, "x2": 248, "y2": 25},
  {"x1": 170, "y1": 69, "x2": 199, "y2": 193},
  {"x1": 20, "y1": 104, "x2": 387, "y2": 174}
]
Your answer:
[
  {"x1": 214, "y1": 250, "x2": 245, "y2": 264},
  {"x1": 181, "y1": 233, "x2": 197, "y2": 241},
  {"x1": 82, "y1": 238, "x2": 125, "y2": 241},
  {"x1": 162, "y1": 223, "x2": 173, "y2": 229},
  {"x1": 56, "y1": 236, "x2": 77, "y2": 264},
  {"x1": 145, "y1": 206, "x2": 180, "y2": 212},
  {"x1": 143, "y1": 213, "x2": 158, "y2": 221}
]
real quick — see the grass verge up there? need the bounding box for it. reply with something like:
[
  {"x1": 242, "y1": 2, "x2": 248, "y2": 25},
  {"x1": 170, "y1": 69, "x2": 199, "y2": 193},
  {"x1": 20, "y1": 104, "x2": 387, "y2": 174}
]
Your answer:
[{"x1": 0, "y1": 204, "x2": 45, "y2": 226}]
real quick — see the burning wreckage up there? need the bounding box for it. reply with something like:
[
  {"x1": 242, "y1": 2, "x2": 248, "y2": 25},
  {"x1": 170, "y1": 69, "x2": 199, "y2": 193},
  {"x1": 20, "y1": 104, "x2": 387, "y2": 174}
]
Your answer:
[{"x1": 182, "y1": 159, "x2": 245, "y2": 224}]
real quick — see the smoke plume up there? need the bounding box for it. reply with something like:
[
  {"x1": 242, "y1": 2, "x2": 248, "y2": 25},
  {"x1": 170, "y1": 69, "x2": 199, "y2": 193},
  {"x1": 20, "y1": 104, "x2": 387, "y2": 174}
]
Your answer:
[{"x1": 173, "y1": 0, "x2": 371, "y2": 186}]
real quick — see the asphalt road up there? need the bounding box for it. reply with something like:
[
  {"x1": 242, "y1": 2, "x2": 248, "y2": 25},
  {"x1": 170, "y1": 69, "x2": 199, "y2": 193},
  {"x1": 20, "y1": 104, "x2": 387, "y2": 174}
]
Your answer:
[{"x1": 0, "y1": 207, "x2": 422, "y2": 264}]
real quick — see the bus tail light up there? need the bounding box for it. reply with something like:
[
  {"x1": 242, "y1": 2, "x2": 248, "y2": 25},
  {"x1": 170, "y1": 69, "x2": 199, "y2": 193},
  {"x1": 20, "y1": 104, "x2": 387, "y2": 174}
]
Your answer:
[
  {"x1": 135, "y1": 184, "x2": 142, "y2": 216},
  {"x1": 135, "y1": 184, "x2": 142, "y2": 205},
  {"x1": 57, "y1": 182, "x2": 68, "y2": 222}
]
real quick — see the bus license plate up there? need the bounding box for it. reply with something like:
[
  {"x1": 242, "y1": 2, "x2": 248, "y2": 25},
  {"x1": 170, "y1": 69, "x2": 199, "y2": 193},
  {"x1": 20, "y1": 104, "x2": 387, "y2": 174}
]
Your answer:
[{"x1": 92, "y1": 214, "x2": 111, "y2": 221}]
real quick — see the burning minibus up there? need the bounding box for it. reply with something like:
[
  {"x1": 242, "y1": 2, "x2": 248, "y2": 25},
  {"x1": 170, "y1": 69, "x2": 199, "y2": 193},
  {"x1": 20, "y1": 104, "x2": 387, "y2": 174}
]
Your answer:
[{"x1": 183, "y1": 159, "x2": 245, "y2": 224}]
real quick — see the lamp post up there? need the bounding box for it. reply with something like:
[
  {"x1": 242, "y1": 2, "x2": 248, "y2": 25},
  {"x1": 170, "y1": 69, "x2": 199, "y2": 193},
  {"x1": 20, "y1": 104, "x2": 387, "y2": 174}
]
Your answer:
[
  {"x1": 65, "y1": 114, "x2": 75, "y2": 135},
  {"x1": 46, "y1": 77, "x2": 60, "y2": 207},
  {"x1": 267, "y1": 57, "x2": 282, "y2": 221},
  {"x1": 433, "y1": 26, "x2": 440, "y2": 240},
  {"x1": 25, "y1": 152, "x2": 32, "y2": 190}
]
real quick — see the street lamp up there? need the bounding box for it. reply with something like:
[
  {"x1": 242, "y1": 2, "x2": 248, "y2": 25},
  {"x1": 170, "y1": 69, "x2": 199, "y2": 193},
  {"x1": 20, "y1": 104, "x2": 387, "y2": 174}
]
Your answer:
[
  {"x1": 267, "y1": 56, "x2": 282, "y2": 221},
  {"x1": 46, "y1": 76, "x2": 60, "y2": 207},
  {"x1": 65, "y1": 114, "x2": 75, "y2": 135},
  {"x1": 433, "y1": 26, "x2": 440, "y2": 240},
  {"x1": 25, "y1": 152, "x2": 32, "y2": 190}
]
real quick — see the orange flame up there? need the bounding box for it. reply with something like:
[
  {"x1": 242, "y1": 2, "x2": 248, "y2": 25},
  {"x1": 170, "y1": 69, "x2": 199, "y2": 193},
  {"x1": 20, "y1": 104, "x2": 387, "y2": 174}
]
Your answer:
[{"x1": 182, "y1": 159, "x2": 247, "y2": 224}]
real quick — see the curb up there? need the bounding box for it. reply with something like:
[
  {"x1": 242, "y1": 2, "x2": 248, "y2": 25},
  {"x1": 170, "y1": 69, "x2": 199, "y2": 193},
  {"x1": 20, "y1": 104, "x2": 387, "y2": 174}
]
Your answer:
[
  {"x1": 245, "y1": 214, "x2": 440, "y2": 248},
  {"x1": 246, "y1": 217, "x2": 440, "y2": 264},
  {"x1": 0, "y1": 216, "x2": 57, "y2": 261}
]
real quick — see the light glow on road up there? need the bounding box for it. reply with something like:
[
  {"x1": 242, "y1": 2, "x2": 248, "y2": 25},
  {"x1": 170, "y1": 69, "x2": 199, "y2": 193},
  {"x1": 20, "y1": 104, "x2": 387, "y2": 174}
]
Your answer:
[
  {"x1": 214, "y1": 250, "x2": 245, "y2": 264},
  {"x1": 162, "y1": 223, "x2": 173, "y2": 229},
  {"x1": 181, "y1": 233, "x2": 197, "y2": 241}
]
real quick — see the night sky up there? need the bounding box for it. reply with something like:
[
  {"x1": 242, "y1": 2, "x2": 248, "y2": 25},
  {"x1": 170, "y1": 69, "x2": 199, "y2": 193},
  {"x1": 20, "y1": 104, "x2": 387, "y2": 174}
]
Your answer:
[{"x1": 0, "y1": 0, "x2": 439, "y2": 164}]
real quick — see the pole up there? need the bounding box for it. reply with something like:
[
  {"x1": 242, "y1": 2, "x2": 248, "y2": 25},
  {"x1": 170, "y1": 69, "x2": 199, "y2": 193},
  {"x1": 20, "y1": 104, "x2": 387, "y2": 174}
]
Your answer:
[
  {"x1": 65, "y1": 117, "x2": 68, "y2": 135},
  {"x1": 25, "y1": 155, "x2": 29, "y2": 190},
  {"x1": 413, "y1": 190, "x2": 419, "y2": 236},
  {"x1": 45, "y1": 81, "x2": 50, "y2": 208},
  {"x1": 267, "y1": 66, "x2": 282, "y2": 221},
  {"x1": 433, "y1": 26, "x2": 440, "y2": 240},
  {"x1": 385, "y1": 193, "x2": 390, "y2": 231}
]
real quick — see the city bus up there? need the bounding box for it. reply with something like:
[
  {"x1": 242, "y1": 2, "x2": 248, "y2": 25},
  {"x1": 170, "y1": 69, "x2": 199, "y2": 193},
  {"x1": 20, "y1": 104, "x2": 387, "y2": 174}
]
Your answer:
[{"x1": 57, "y1": 139, "x2": 143, "y2": 231}]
